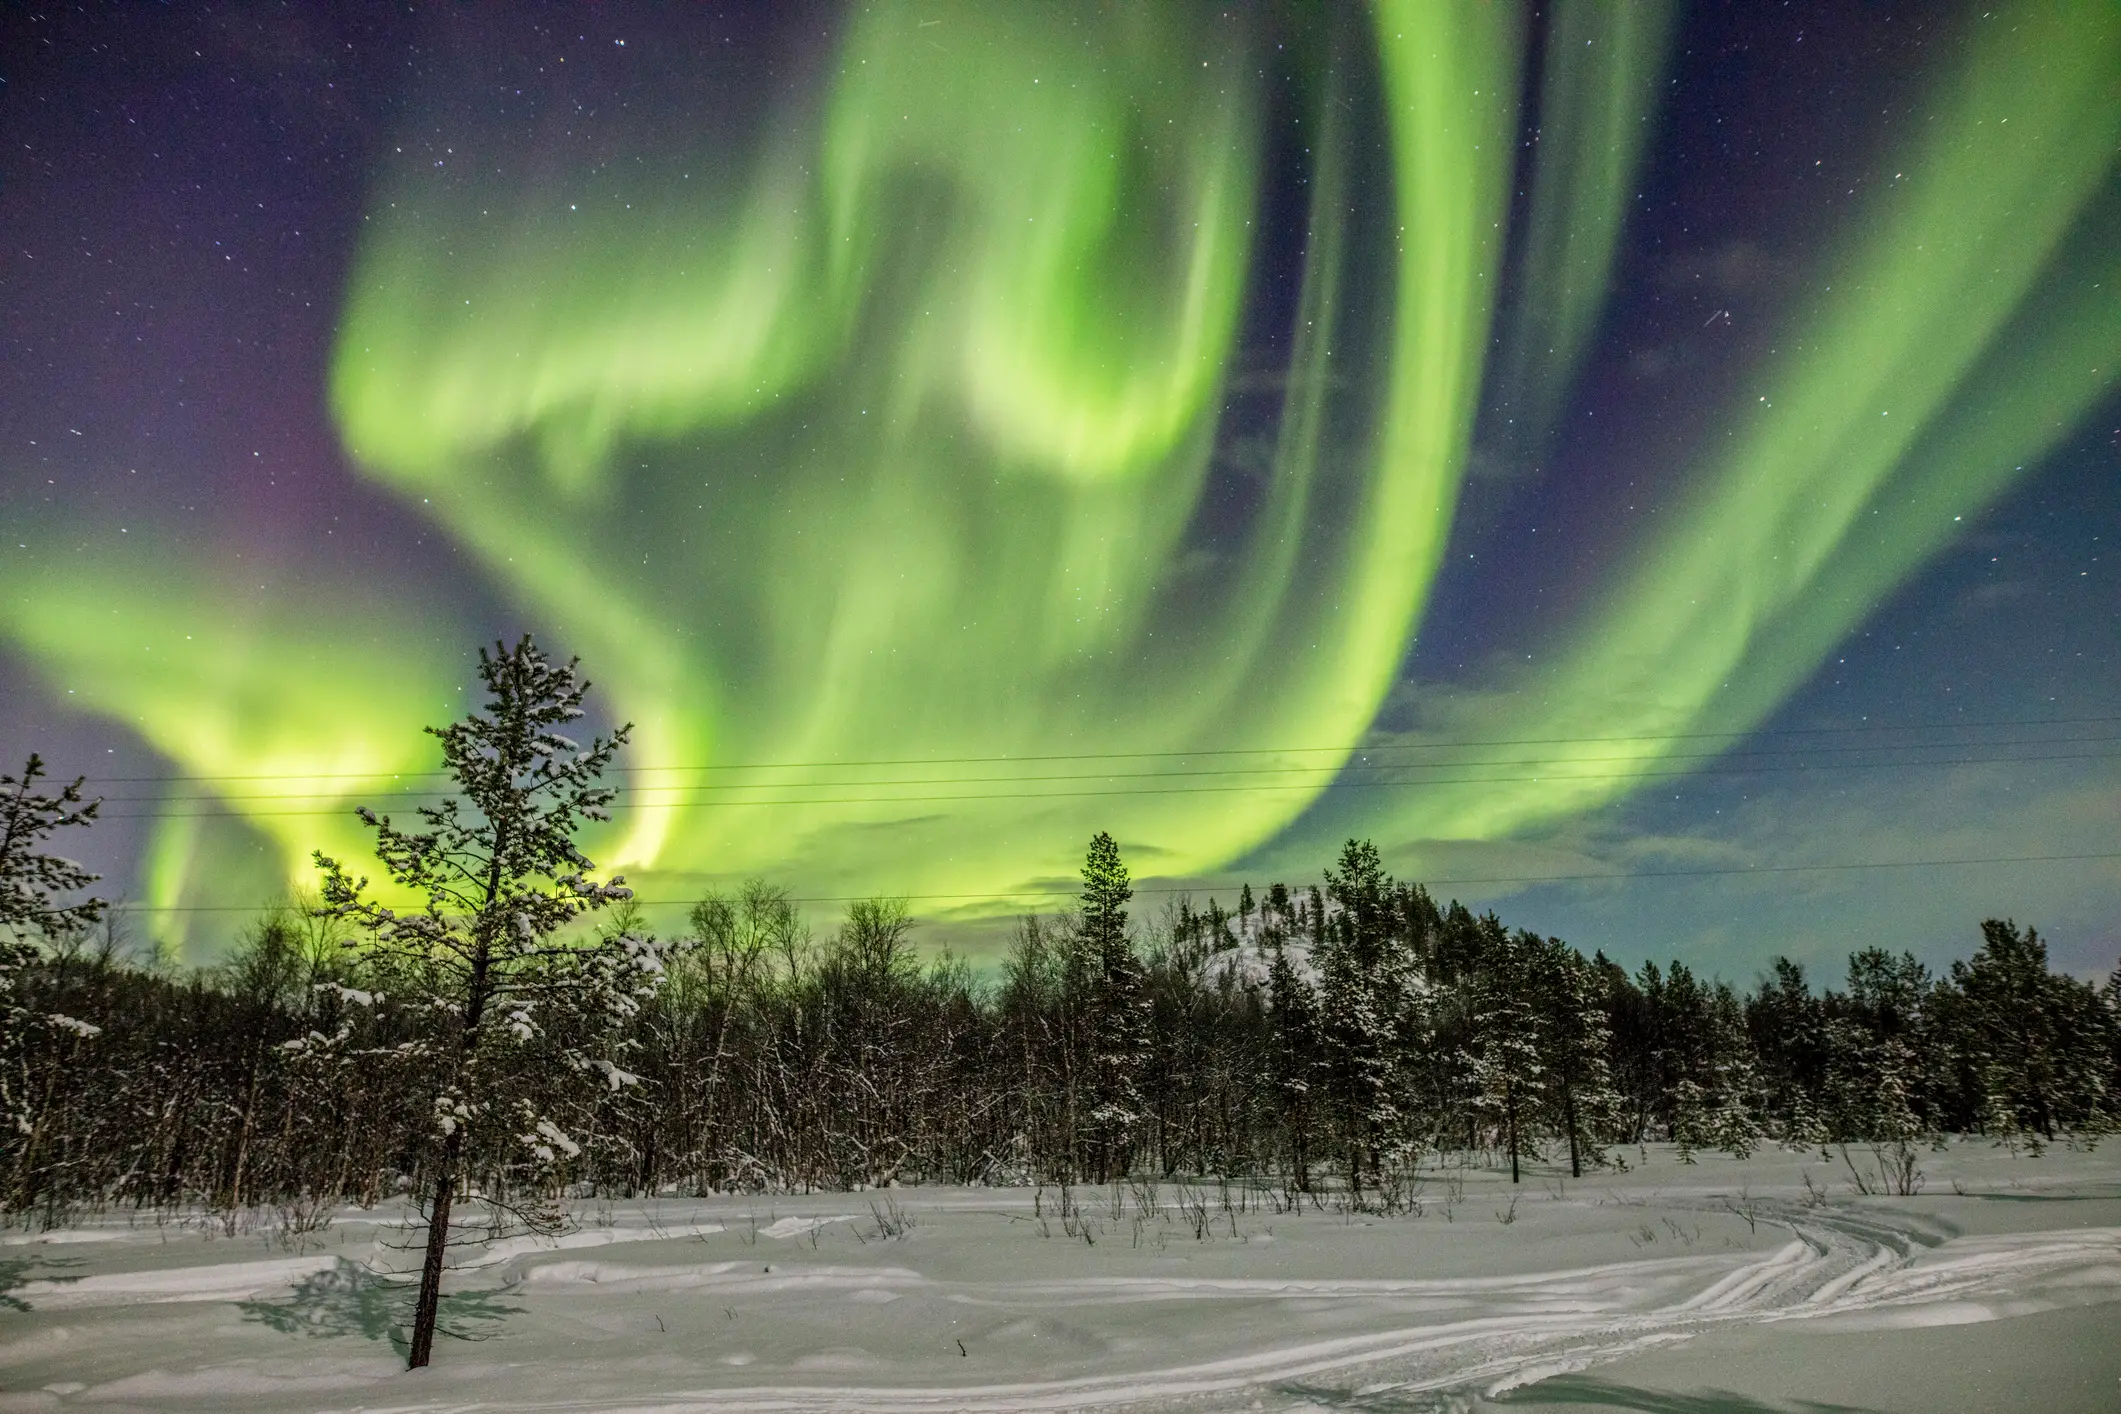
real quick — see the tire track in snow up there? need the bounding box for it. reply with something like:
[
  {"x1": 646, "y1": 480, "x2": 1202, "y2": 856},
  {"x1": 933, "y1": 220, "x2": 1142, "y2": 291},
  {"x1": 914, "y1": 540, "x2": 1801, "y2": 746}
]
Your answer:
[{"x1": 366, "y1": 1206, "x2": 2121, "y2": 1413}]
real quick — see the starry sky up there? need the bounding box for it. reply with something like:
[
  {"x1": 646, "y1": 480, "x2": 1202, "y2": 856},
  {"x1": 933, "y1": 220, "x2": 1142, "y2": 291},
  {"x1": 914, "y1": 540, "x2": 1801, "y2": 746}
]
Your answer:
[{"x1": 3, "y1": 2, "x2": 2115, "y2": 979}]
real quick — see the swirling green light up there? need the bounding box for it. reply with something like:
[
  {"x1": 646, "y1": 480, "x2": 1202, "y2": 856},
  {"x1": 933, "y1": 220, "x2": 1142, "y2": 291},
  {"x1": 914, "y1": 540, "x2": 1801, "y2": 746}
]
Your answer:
[
  {"x1": 329, "y1": 1, "x2": 1521, "y2": 907},
  {"x1": 1486, "y1": 0, "x2": 1677, "y2": 458},
  {"x1": 2, "y1": 1, "x2": 2110, "y2": 944},
  {"x1": 0, "y1": 550, "x2": 465, "y2": 950},
  {"x1": 1295, "y1": 1, "x2": 2121, "y2": 861}
]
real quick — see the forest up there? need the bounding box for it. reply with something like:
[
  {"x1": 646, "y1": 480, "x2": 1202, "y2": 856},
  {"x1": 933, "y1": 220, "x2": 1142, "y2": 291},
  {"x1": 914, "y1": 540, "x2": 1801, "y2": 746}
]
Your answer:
[
  {"x1": 5, "y1": 642, "x2": 2118, "y2": 1235},
  {"x1": 8, "y1": 829, "x2": 2118, "y2": 1231}
]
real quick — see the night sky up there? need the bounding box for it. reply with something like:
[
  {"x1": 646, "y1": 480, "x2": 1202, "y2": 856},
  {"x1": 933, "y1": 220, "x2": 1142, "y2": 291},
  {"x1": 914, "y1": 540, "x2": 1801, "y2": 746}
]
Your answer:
[{"x1": 4, "y1": 2, "x2": 2115, "y2": 979}]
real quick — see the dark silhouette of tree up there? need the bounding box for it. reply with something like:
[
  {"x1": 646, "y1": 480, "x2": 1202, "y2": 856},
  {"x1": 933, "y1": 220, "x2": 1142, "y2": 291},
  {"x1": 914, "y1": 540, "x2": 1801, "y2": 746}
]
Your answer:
[
  {"x1": 1266, "y1": 923, "x2": 1321, "y2": 1189},
  {"x1": 0, "y1": 754, "x2": 105, "y2": 941},
  {"x1": 1468, "y1": 930, "x2": 1543, "y2": 1183},
  {"x1": 314, "y1": 637, "x2": 657, "y2": 1369},
  {"x1": 1949, "y1": 920, "x2": 2109, "y2": 1145},
  {"x1": 1, "y1": 754, "x2": 106, "y2": 1212},
  {"x1": 1534, "y1": 937, "x2": 1618, "y2": 1178},
  {"x1": 1079, "y1": 832, "x2": 1146, "y2": 1181},
  {"x1": 1317, "y1": 840, "x2": 1405, "y2": 1195}
]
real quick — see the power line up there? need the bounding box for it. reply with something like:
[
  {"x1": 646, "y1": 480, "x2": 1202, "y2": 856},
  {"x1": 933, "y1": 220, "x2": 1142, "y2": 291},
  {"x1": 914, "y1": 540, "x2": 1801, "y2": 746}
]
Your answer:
[
  {"x1": 74, "y1": 732, "x2": 2121, "y2": 806},
  {"x1": 63, "y1": 712, "x2": 2121, "y2": 787},
  {"x1": 77, "y1": 747, "x2": 2121, "y2": 819},
  {"x1": 108, "y1": 850, "x2": 2121, "y2": 912}
]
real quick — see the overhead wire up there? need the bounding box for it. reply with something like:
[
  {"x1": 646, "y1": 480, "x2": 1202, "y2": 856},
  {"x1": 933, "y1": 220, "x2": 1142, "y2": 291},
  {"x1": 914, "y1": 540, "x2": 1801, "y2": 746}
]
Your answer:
[
  {"x1": 106, "y1": 849, "x2": 2121, "y2": 913},
  {"x1": 75, "y1": 745, "x2": 2121, "y2": 819},
  {"x1": 69, "y1": 729, "x2": 2121, "y2": 806},
  {"x1": 60, "y1": 711, "x2": 2121, "y2": 787}
]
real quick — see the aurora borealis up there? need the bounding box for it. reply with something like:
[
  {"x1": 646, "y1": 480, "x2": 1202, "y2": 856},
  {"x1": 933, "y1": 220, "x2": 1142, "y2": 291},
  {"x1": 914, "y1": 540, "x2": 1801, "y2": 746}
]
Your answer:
[{"x1": 3, "y1": 3, "x2": 2116, "y2": 972}]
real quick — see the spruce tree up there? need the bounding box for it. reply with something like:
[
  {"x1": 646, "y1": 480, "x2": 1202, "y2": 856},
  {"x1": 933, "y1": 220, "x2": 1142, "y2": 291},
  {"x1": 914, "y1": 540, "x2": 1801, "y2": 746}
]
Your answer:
[
  {"x1": 1078, "y1": 832, "x2": 1146, "y2": 1181},
  {"x1": 1535, "y1": 938, "x2": 1617, "y2": 1177},
  {"x1": 1949, "y1": 920, "x2": 2095, "y2": 1142},
  {"x1": 1703, "y1": 983, "x2": 1763, "y2": 1159},
  {"x1": 0, "y1": 755, "x2": 105, "y2": 942},
  {"x1": 1318, "y1": 841, "x2": 1403, "y2": 1194},
  {"x1": 315, "y1": 638, "x2": 663, "y2": 1369},
  {"x1": 1, "y1": 755, "x2": 107, "y2": 1210},
  {"x1": 1746, "y1": 957, "x2": 1829, "y2": 1135},
  {"x1": 1467, "y1": 930, "x2": 1544, "y2": 1183},
  {"x1": 1265, "y1": 929, "x2": 1320, "y2": 1189}
]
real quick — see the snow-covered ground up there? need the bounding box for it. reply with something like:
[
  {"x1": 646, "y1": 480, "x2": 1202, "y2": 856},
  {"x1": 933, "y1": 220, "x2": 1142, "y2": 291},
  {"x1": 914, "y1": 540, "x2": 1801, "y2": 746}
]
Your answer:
[{"x1": 2, "y1": 1143, "x2": 2116, "y2": 1412}]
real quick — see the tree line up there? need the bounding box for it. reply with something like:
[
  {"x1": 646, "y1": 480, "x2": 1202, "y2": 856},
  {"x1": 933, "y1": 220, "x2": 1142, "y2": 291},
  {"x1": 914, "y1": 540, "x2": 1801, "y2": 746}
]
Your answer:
[
  {"x1": 3, "y1": 639, "x2": 2116, "y2": 1232},
  {"x1": 8, "y1": 811, "x2": 2116, "y2": 1228}
]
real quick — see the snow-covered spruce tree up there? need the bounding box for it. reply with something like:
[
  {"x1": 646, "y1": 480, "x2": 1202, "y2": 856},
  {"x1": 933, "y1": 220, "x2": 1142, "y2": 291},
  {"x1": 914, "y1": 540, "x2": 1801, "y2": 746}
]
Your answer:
[
  {"x1": 1744, "y1": 957, "x2": 1830, "y2": 1138},
  {"x1": 1, "y1": 755, "x2": 107, "y2": 1215},
  {"x1": 1317, "y1": 840, "x2": 1406, "y2": 1196},
  {"x1": 314, "y1": 638, "x2": 663, "y2": 1370},
  {"x1": 1666, "y1": 980, "x2": 1761, "y2": 1162},
  {"x1": 1265, "y1": 921, "x2": 1321, "y2": 1190},
  {"x1": 1534, "y1": 938, "x2": 1619, "y2": 1178},
  {"x1": 1079, "y1": 832, "x2": 1147, "y2": 1182},
  {"x1": 1466, "y1": 929, "x2": 1545, "y2": 1184},
  {"x1": 1703, "y1": 983, "x2": 1763, "y2": 1159},
  {"x1": 1949, "y1": 920, "x2": 2109, "y2": 1143}
]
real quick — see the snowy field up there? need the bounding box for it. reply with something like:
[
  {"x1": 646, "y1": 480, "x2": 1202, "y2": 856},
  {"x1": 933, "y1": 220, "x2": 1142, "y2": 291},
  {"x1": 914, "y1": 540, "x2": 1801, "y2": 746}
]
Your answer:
[{"x1": 3, "y1": 1144, "x2": 2117, "y2": 1413}]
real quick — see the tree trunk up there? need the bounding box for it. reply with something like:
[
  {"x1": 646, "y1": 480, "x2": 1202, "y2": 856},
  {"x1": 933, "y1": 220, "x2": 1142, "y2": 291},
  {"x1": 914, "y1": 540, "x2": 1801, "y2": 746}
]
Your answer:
[
  {"x1": 226, "y1": 1046, "x2": 261, "y2": 1209},
  {"x1": 1564, "y1": 1080, "x2": 1582, "y2": 1178},
  {"x1": 407, "y1": 1128, "x2": 461, "y2": 1369},
  {"x1": 1506, "y1": 1085, "x2": 1520, "y2": 1184}
]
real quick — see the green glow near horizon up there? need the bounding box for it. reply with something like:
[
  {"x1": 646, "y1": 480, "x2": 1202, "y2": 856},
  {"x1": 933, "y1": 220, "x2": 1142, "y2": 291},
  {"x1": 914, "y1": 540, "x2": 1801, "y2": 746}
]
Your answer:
[
  {"x1": 0, "y1": 558, "x2": 464, "y2": 949},
  {"x1": 1, "y1": 2, "x2": 2113, "y2": 945}
]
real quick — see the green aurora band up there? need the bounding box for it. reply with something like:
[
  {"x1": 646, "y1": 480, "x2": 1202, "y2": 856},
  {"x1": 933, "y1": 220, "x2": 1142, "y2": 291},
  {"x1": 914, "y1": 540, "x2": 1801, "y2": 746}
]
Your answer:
[
  {"x1": 1286, "y1": 0, "x2": 2121, "y2": 865},
  {"x1": 1, "y1": 1, "x2": 2115, "y2": 946},
  {"x1": 328, "y1": 0, "x2": 1520, "y2": 906},
  {"x1": 0, "y1": 564, "x2": 467, "y2": 949}
]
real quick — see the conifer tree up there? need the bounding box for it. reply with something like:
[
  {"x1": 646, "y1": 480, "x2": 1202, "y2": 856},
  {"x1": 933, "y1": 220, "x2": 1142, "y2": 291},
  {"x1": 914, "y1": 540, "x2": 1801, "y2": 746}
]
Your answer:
[
  {"x1": 1078, "y1": 832, "x2": 1146, "y2": 1181},
  {"x1": 1318, "y1": 840, "x2": 1403, "y2": 1194},
  {"x1": 1467, "y1": 929, "x2": 1544, "y2": 1183},
  {"x1": 1746, "y1": 957, "x2": 1829, "y2": 1134},
  {"x1": 315, "y1": 637, "x2": 662, "y2": 1369},
  {"x1": 1703, "y1": 983, "x2": 1763, "y2": 1159},
  {"x1": 0, "y1": 755, "x2": 105, "y2": 943},
  {"x1": 1535, "y1": 938, "x2": 1617, "y2": 1177},
  {"x1": 1, "y1": 755, "x2": 107, "y2": 1209},
  {"x1": 1951, "y1": 920, "x2": 2083, "y2": 1142},
  {"x1": 1265, "y1": 927, "x2": 1320, "y2": 1189},
  {"x1": 1650, "y1": 960, "x2": 1714, "y2": 1145}
]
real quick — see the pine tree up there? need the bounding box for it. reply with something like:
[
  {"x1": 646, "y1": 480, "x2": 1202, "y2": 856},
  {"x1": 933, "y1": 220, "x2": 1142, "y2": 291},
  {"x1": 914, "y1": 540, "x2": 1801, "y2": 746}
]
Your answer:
[
  {"x1": 1467, "y1": 930, "x2": 1544, "y2": 1183},
  {"x1": 1078, "y1": 832, "x2": 1146, "y2": 1181},
  {"x1": 1704, "y1": 983, "x2": 1762, "y2": 1159},
  {"x1": 1265, "y1": 929, "x2": 1320, "y2": 1190},
  {"x1": 1951, "y1": 921, "x2": 2107, "y2": 1141},
  {"x1": 1669, "y1": 1079, "x2": 1710, "y2": 1162},
  {"x1": 1746, "y1": 957, "x2": 1829, "y2": 1135},
  {"x1": 1317, "y1": 840, "x2": 1403, "y2": 1195},
  {"x1": 1535, "y1": 938, "x2": 1618, "y2": 1177},
  {"x1": 1, "y1": 755, "x2": 107, "y2": 1210},
  {"x1": 1596, "y1": 953, "x2": 1657, "y2": 1144},
  {"x1": 1650, "y1": 961, "x2": 1716, "y2": 1146},
  {"x1": 315, "y1": 638, "x2": 663, "y2": 1369}
]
